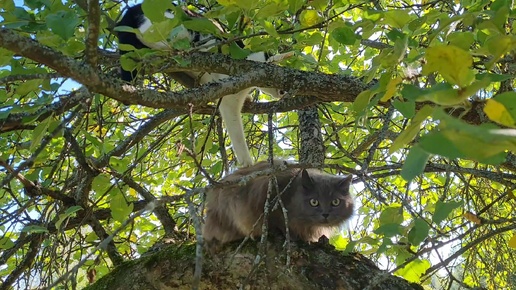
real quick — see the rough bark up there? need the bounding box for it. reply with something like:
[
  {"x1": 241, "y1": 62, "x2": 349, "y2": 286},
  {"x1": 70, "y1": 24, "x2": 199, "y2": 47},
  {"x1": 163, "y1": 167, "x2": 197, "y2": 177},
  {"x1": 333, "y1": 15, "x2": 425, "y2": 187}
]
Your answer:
[
  {"x1": 297, "y1": 105, "x2": 325, "y2": 165},
  {"x1": 85, "y1": 239, "x2": 424, "y2": 290}
]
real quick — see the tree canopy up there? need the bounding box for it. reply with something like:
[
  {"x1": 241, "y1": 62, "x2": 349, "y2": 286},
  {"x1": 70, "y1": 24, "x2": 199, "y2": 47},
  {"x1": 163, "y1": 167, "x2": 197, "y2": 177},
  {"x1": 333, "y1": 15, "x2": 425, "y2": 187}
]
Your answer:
[{"x1": 1, "y1": 0, "x2": 516, "y2": 289}]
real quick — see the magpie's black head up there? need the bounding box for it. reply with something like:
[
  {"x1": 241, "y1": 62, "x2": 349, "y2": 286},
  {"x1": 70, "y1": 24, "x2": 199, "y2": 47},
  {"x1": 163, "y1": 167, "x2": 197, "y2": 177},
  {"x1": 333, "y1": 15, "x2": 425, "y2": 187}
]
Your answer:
[
  {"x1": 116, "y1": 4, "x2": 145, "y2": 29},
  {"x1": 117, "y1": 4, "x2": 149, "y2": 82}
]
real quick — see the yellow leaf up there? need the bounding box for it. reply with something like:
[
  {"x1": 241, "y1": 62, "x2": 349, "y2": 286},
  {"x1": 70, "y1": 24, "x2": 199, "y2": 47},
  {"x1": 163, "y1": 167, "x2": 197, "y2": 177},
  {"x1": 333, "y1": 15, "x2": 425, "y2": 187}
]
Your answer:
[
  {"x1": 484, "y1": 99, "x2": 515, "y2": 127},
  {"x1": 463, "y1": 211, "x2": 481, "y2": 225},
  {"x1": 422, "y1": 45, "x2": 475, "y2": 87},
  {"x1": 129, "y1": 188, "x2": 137, "y2": 198},
  {"x1": 381, "y1": 77, "x2": 402, "y2": 102},
  {"x1": 508, "y1": 235, "x2": 516, "y2": 249},
  {"x1": 300, "y1": 10, "x2": 322, "y2": 27}
]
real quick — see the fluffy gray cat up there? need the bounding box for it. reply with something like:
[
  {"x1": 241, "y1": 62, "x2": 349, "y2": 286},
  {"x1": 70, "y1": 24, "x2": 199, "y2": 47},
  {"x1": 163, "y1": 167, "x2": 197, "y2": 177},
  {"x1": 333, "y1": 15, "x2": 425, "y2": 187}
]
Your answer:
[{"x1": 203, "y1": 161, "x2": 354, "y2": 247}]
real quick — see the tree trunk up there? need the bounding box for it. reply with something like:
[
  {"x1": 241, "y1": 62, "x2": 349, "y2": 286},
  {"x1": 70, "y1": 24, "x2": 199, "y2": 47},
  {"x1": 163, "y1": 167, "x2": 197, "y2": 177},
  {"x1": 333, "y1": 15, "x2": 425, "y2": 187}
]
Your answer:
[
  {"x1": 297, "y1": 105, "x2": 325, "y2": 165},
  {"x1": 85, "y1": 239, "x2": 424, "y2": 290}
]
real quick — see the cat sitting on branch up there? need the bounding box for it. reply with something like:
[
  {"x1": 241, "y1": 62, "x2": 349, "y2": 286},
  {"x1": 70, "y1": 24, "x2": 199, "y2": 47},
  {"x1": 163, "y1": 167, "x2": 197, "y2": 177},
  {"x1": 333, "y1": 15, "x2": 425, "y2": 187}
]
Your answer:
[{"x1": 203, "y1": 160, "x2": 354, "y2": 251}]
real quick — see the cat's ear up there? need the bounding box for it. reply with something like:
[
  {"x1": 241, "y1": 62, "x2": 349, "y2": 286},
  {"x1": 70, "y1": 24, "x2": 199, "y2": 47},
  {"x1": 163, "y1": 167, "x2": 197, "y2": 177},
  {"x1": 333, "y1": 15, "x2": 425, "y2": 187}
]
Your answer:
[
  {"x1": 301, "y1": 169, "x2": 315, "y2": 189},
  {"x1": 337, "y1": 175, "x2": 352, "y2": 191}
]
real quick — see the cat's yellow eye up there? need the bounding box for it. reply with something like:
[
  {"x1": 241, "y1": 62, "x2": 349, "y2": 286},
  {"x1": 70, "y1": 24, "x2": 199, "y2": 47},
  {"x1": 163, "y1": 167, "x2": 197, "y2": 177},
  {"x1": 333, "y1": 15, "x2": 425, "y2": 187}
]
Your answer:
[
  {"x1": 331, "y1": 199, "x2": 341, "y2": 206},
  {"x1": 309, "y1": 199, "x2": 319, "y2": 207}
]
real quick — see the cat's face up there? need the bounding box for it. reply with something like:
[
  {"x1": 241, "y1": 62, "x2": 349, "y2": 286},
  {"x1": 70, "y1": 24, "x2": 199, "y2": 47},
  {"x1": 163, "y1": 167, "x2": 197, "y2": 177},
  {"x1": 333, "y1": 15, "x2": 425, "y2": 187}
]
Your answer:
[{"x1": 288, "y1": 170, "x2": 354, "y2": 226}]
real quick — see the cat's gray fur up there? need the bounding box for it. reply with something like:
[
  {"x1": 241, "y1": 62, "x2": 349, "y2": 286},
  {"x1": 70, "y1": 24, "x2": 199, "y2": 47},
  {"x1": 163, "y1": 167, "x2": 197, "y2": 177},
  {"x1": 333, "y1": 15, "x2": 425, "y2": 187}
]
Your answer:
[{"x1": 203, "y1": 160, "x2": 354, "y2": 245}]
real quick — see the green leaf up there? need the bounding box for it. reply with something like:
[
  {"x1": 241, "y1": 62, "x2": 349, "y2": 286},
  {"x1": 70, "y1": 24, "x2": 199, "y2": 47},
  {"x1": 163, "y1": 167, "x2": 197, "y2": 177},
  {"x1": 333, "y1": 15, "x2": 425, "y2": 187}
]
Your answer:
[
  {"x1": 262, "y1": 20, "x2": 279, "y2": 37},
  {"x1": 419, "y1": 131, "x2": 464, "y2": 160},
  {"x1": 383, "y1": 10, "x2": 413, "y2": 29},
  {"x1": 142, "y1": 0, "x2": 175, "y2": 22},
  {"x1": 255, "y1": 2, "x2": 287, "y2": 19},
  {"x1": 352, "y1": 90, "x2": 372, "y2": 113},
  {"x1": 392, "y1": 99, "x2": 415, "y2": 118},
  {"x1": 375, "y1": 205, "x2": 404, "y2": 237},
  {"x1": 0, "y1": 237, "x2": 15, "y2": 250},
  {"x1": 228, "y1": 42, "x2": 250, "y2": 59},
  {"x1": 432, "y1": 200, "x2": 462, "y2": 224},
  {"x1": 15, "y1": 79, "x2": 42, "y2": 96},
  {"x1": 65, "y1": 205, "x2": 83, "y2": 215},
  {"x1": 140, "y1": 20, "x2": 177, "y2": 46},
  {"x1": 400, "y1": 84, "x2": 425, "y2": 102},
  {"x1": 31, "y1": 116, "x2": 52, "y2": 151},
  {"x1": 85, "y1": 232, "x2": 99, "y2": 243},
  {"x1": 390, "y1": 105, "x2": 434, "y2": 154},
  {"x1": 183, "y1": 18, "x2": 221, "y2": 36},
  {"x1": 332, "y1": 27, "x2": 357, "y2": 45},
  {"x1": 395, "y1": 259, "x2": 430, "y2": 283},
  {"x1": 110, "y1": 193, "x2": 134, "y2": 223},
  {"x1": 92, "y1": 174, "x2": 111, "y2": 192},
  {"x1": 374, "y1": 224, "x2": 404, "y2": 237},
  {"x1": 447, "y1": 31, "x2": 475, "y2": 50},
  {"x1": 0, "y1": 48, "x2": 14, "y2": 66},
  {"x1": 401, "y1": 145, "x2": 430, "y2": 181},
  {"x1": 45, "y1": 11, "x2": 79, "y2": 40},
  {"x1": 0, "y1": 0, "x2": 15, "y2": 10},
  {"x1": 408, "y1": 218, "x2": 430, "y2": 245},
  {"x1": 288, "y1": 0, "x2": 304, "y2": 13},
  {"x1": 110, "y1": 156, "x2": 131, "y2": 173},
  {"x1": 21, "y1": 225, "x2": 49, "y2": 233},
  {"x1": 379, "y1": 204, "x2": 403, "y2": 224},
  {"x1": 55, "y1": 207, "x2": 83, "y2": 231},
  {"x1": 428, "y1": 109, "x2": 514, "y2": 164}
]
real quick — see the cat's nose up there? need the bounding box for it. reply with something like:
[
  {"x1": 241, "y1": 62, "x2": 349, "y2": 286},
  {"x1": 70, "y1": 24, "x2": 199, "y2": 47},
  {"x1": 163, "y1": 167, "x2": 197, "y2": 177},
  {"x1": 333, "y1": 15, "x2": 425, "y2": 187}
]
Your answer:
[{"x1": 322, "y1": 213, "x2": 329, "y2": 219}]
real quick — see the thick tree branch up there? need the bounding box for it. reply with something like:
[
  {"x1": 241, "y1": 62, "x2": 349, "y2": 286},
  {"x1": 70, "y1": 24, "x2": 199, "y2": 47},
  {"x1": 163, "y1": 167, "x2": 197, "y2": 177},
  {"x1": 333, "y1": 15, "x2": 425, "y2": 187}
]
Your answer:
[{"x1": 0, "y1": 28, "x2": 367, "y2": 109}]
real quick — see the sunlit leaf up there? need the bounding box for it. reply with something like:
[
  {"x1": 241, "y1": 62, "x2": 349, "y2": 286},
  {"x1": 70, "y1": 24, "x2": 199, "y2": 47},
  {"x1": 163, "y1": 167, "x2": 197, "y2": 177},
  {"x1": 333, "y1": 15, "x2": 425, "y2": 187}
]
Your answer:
[
  {"x1": 110, "y1": 193, "x2": 134, "y2": 223},
  {"x1": 395, "y1": 259, "x2": 430, "y2": 283},
  {"x1": 299, "y1": 10, "x2": 322, "y2": 27},
  {"x1": 422, "y1": 45, "x2": 475, "y2": 87}
]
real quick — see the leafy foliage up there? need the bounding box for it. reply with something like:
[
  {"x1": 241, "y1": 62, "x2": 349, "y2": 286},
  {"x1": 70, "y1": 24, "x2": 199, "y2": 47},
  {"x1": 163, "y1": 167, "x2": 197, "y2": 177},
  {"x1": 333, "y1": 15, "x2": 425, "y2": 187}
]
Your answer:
[{"x1": 1, "y1": 0, "x2": 516, "y2": 289}]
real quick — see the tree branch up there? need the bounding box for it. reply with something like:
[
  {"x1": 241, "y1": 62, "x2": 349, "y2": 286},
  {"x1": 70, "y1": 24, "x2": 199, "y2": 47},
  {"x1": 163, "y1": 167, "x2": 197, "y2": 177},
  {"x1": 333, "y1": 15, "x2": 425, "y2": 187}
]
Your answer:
[{"x1": 85, "y1": 0, "x2": 100, "y2": 66}]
